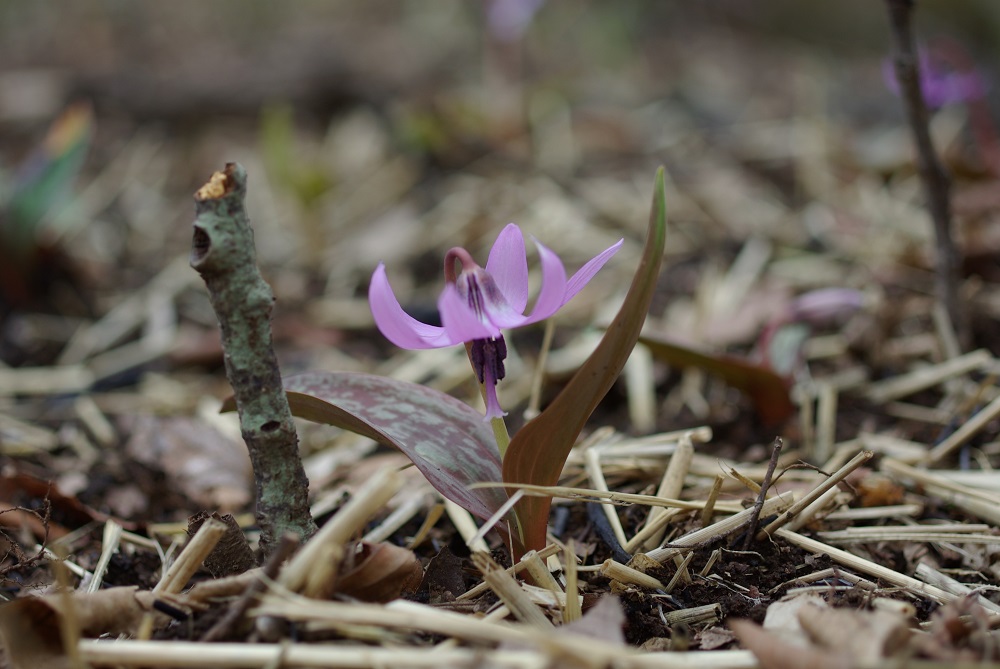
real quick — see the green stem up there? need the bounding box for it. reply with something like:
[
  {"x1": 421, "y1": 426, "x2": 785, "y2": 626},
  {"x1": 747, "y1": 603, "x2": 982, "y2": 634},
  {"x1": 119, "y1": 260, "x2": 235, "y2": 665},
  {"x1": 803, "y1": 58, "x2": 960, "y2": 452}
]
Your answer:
[{"x1": 490, "y1": 414, "x2": 511, "y2": 459}]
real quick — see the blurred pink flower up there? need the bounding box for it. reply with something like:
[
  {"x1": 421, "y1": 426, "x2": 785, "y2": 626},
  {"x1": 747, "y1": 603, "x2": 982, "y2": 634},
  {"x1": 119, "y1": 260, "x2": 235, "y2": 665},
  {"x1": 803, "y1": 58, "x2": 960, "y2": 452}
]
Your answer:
[
  {"x1": 370, "y1": 223, "x2": 622, "y2": 418},
  {"x1": 486, "y1": 0, "x2": 546, "y2": 43},
  {"x1": 883, "y1": 49, "x2": 985, "y2": 110},
  {"x1": 788, "y1": 287, "x2": 865, "y2": 326}
]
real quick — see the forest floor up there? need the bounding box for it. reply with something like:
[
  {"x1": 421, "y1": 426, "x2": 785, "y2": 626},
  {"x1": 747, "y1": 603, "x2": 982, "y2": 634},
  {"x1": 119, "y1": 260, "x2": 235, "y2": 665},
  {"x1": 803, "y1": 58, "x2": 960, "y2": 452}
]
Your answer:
[{"x1": 1, "y1": 3, "x2": 999, "y2": 668}]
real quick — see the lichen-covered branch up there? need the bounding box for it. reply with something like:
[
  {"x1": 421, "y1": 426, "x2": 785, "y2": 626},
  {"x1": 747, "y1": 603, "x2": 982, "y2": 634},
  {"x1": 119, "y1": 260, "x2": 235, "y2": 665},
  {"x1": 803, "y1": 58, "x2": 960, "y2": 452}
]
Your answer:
[
  {"x1": 190, "y1": 163, "x2": 316, "y2": 555},
  {"x1": 884, "y1": 0, "x2": 968, "y2": 348}
]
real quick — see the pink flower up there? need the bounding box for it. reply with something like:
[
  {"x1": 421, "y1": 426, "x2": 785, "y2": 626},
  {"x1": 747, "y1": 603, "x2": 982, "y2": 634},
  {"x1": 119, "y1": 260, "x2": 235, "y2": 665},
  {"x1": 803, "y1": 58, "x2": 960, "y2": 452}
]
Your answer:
[
  {"x1": 486, "y1": 0, "x2": 546, "y2": 43},
  {"x1": 883, "y1": 48, "x2": 985, "y2": 110},
  {"x1": 370, "y1": 223, "x2": 622, "y2": 419}
]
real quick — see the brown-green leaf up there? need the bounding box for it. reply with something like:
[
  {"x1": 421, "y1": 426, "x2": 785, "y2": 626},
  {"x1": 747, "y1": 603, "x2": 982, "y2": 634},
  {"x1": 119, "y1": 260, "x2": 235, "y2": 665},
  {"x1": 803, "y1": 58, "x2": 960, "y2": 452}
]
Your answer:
[
  {"x1": 501, "y1": 167, "x2": 668, "y2": 556},
  {"x1": 639, "y1": 334, "x2": 795, "y2": 426}
]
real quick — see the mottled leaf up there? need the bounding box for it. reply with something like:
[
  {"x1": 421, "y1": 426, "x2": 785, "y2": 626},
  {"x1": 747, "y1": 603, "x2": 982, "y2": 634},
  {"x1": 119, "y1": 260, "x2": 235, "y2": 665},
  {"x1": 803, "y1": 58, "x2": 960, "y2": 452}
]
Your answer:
[
  {"x1": 227, "y1": 371, "x2": 507, "y2": 521},
  {"x1": 639, "y1": 334, "x2": 795, "y2": 426},
  {"x1": 502, "y1": 167, "x2": 668, "y2": 556}
]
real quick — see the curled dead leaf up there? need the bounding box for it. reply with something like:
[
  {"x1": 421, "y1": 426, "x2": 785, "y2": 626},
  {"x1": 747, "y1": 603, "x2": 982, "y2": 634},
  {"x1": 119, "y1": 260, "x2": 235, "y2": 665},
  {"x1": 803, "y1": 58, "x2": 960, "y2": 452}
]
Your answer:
[
  {"x1": 0, "y1": 587, "x2": 169, "y2": 669},
  {"x1": 336, "y1": 541, "x2": 423, "y2": 603}
]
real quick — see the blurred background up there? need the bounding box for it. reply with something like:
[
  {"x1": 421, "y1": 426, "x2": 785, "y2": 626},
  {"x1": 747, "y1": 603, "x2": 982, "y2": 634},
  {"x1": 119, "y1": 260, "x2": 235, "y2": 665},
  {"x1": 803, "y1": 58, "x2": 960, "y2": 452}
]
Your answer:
[{"x1": 2, "y1": 0, "x2": 999, "y2": 434}]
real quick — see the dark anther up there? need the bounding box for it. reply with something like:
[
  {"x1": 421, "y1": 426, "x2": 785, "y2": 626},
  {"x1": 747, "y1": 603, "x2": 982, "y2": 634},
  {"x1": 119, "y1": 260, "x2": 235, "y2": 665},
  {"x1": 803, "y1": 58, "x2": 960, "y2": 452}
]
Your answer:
[{"x1": 469, "y1": 336, "x2": 507, "y2": 385}]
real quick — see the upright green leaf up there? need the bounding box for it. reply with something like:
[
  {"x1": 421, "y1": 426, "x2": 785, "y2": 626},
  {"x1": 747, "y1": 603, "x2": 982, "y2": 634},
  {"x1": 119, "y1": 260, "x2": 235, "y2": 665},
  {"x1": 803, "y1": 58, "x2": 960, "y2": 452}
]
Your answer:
[{"x1": 502, "y1": 167, "x2": 668, "y2": 556}]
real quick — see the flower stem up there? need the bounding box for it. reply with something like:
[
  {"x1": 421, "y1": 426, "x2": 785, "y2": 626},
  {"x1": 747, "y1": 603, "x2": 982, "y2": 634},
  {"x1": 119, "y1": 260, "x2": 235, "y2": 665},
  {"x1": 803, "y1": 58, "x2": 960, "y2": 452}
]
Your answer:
[
  {"x1": 490, "y1": 414, "x2": 511, "y2": 459},
  {"x1": 884, "y1": 0, "x2": 967, "y2": 349}
]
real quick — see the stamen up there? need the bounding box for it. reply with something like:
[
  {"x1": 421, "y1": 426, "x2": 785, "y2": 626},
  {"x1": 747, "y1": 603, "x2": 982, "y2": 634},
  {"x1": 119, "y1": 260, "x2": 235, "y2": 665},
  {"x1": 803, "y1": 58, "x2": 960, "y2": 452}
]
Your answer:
[{"x1": 469, "y1": 337, "x2": 507, "y2": 384}]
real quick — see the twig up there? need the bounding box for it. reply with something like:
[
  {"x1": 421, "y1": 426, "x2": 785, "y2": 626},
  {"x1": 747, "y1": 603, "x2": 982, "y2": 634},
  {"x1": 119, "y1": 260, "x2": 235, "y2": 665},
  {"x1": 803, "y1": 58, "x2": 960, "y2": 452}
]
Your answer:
[
  {"x1": 562, "y1": 540, "x2": 581, "y2": 623},
  {"x1": 154, "y1": 518, "x2": 228, "y2": 595},
  {"x1": 662, "y1": 603, "x2": 721, "y2": 626},
  {"x1": 914, "y1": 563, "x2": 1000, "y2": 616},
  {"x1": 190, "y1": 163, "x2": 316, "y2": 553},
  {"x1": 741, "y1": 437, "x2": 782, "y2": 550},
  {"x1": 474, "y1": 482, "x2": 744, "y2": 513},
  {"x1": 472, "y1": 552, "x2": 554, "y2": 629},
  {"x1": 865, "y1": 349, "x2": 992, "y2": 404},
  {"x1": 457, "y1": 544, "x2": 561, "y2": 601},
  {"x1": 279, "y1": 468, "x2": 401, "y2": 598},
  {"x1": 700, "y1": 475, "x2": 724, "y2": 527},
  {"x1": 600, "y1": 559, "x2": 666, "y2": 591},
  {"x1": 925, "y1": 391, "x2": 1000, "y2": 464},
  {"x1": 85, "y1": 520, "x2": 122, "y2": 593},
  {"x1": 884, "y1": 0, "x2": 967, "y2": 347},
  {"x1": 775, "y1": 528, "x2": 985, "y2": 613},
  {"x1": 757, "y1": 449, "x2": 873, "y2": 539},
  {"x1": 521, "y1": 550, "x2": 562, "y2": 595},
  {"x1": 644, "y1": 433, "x2": 694, "y2": 549},
  {"x1": 644, "y1": 494, "x2": 792, "y2": 564}
]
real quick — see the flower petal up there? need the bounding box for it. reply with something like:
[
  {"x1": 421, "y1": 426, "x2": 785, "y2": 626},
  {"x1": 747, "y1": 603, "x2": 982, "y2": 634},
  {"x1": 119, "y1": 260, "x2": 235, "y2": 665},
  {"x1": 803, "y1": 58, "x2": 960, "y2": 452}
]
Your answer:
[
  {"x1": 485, "y1": 223, "x2": 529, "y2": 313},
  {"x1": 564, "y1": 238, "x2": 623, "y2": 303},
  {"x1": 369, "y1": 264, "x2": 457, "y2": 349},
  {"x1": 439, "y1": 284, "x2": 501, "y2": 342},
  {"x1": 517, "y1": 238, "x2": 568, "y2": 325}
]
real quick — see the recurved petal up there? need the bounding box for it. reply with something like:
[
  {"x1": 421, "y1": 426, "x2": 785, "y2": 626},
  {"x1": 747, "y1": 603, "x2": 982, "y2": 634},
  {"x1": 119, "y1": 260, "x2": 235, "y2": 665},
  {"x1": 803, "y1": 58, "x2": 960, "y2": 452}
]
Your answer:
[
  {"x1": 485, "y1": 223, "x2": 529, "y2": 313},
  {"x1": 369, "y1": 264, "x2": 456, "y2": 349},
  {"x1": 519, "y1": 238, "x2": 568, "y2": 325},
  {"x1": 564, "y1": 238, "x2": 623, "y2": 303},
  {"x1": 439, "y1": 284, "x2": 501, "y2": 342}
]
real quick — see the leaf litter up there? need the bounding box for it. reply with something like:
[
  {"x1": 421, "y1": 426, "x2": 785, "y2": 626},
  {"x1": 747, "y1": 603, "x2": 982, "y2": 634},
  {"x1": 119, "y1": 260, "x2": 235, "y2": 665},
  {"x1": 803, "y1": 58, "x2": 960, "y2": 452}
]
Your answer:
[{"x1": 1, "y1": 3, "x2": 1000, "y2": 668}]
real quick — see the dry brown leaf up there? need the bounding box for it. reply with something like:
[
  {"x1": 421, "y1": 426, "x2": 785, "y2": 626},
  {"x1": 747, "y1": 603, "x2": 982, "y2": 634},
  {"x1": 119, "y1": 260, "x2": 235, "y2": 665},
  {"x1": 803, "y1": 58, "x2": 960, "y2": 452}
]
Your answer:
[
  {"x1": 696, "y1": 625, "x2": 737, "y2": 650},
  {"x1": 0, "y1": 471, "x2": 134, "y2": 540},
  {"x1": 851, "y1": 470, "x2": 906, "y2": 508},
  {"x1": 762, "y1": 594, "x2": 826, "y2": 648},
  {"x1": 0, "y1": 587, "x2": 169, "y2": 669},
  {"x1": 489, "y1": 595, "x2": 627, "y2": 669},
  {"x1": 560, "y1": 595, "x2": 625, "y2": 644},
  {"x1": 0, "y1": 598, "x2": 69, "y2": 669},
  {"x1": 188, "y1": 511, "x2": 256, "y2": 578},
  {"x1": 915, "y1": 595, "x2": 998, "y2": 662},
  {"x1": 124, "y1": 415, "x2": 252, "y2": 511},
  {"x1": 730, "y1": 618, "x2": 851, "y2": 669},
  {"x1": 421, "y1": 545, "x2": 467, "y2": 603},
  {"x1": 335, "y1": 541, "x2": 423, "y2": 603},
  {"x1": 45, "y1": 587, "x2": 166, "y2": 637},
  {"x1": 797, "y1": 602, "x2": 911, "y2": 663}
]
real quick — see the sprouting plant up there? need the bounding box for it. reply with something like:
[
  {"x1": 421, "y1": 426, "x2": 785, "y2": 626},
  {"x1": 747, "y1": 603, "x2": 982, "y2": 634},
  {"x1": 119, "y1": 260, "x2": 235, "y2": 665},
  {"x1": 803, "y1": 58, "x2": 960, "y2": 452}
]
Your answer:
[
  {"x1": 0, "y1": 103, "x2": 93, "y2": 306},
  {"x1": 268, "y1": 168, "x2": 667, "y2": 559}
]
